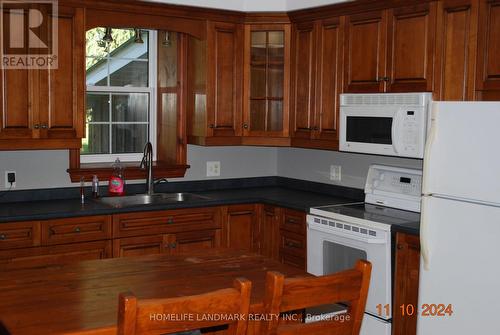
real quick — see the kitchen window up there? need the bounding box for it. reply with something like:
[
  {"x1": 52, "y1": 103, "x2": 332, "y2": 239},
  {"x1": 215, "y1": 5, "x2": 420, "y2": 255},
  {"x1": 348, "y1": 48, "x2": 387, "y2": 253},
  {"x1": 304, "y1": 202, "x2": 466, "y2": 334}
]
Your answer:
[{"x1": 82, "y1": 28, "x2": 157, "y2": 163}]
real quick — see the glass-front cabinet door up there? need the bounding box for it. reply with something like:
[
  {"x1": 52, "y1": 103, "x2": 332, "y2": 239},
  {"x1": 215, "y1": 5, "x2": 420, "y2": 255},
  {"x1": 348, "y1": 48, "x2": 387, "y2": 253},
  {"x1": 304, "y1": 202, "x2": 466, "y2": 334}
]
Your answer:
[{"x1": 243, "y1": 24, "x2": 290, "y2": 139}]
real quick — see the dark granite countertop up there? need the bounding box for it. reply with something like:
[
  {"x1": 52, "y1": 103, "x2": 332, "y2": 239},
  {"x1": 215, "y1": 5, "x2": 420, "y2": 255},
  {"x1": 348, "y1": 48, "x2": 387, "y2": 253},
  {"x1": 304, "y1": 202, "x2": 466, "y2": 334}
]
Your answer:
[
  {"x1": 0, "y1": 177, "x2": 420, "y2": 235},
  {"x1": 0, "y1": 178, "x2": 362, "y2": 223}
]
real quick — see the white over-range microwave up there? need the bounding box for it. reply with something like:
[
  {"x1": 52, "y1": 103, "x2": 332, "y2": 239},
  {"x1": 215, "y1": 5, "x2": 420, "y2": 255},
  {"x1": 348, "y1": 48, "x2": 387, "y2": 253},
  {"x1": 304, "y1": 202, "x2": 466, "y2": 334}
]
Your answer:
[{"x1": 339, "y1": 93, "x2": 433, "y2": 159}]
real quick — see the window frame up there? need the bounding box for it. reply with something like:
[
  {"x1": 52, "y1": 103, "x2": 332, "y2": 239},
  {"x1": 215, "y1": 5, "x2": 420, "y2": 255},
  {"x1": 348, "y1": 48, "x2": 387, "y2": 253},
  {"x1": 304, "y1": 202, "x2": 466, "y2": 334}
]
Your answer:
[{"x1": 82, "y1": 29, "x2": 158, "y2": 164}]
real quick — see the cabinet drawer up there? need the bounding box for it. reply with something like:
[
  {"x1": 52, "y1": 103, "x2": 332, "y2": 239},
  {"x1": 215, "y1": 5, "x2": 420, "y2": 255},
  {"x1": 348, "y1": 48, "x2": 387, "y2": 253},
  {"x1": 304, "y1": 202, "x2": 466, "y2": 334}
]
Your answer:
[
  {"x1": 280, "y1": 252, "x2": 306, "y2": 270},
  {"x1": 280, "y1": 230, "x2": 306, "y2": 258},
  {"x1": 113, "y1": 235, "x2": 167, "y2": 258},
  {"x1": 280, "y1": 209, "x2": 306, "y2": 234},
  {"x1": 0, "y1": 240, "x2": 112, "y2": 269},
  {"x1": 0, "y1": 222, "x2": 40, "y2": 250},
  {"x1": 41, "y1": 216, "x2": 111, "y2": 245},
  {"x1": 113, "y1": 207, "x2": 220, "y2": 238}
]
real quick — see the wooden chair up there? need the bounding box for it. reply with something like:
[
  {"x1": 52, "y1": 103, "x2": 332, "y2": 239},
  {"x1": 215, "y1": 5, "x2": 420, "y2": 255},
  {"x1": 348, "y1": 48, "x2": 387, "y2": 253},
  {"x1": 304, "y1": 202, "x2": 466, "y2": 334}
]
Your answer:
[
  {"x1": 117, "y1": 277, "x2": 251, "y2": 335},
  {"x1": 260, "y1": 260, "x2": 372, "y2": 335}
]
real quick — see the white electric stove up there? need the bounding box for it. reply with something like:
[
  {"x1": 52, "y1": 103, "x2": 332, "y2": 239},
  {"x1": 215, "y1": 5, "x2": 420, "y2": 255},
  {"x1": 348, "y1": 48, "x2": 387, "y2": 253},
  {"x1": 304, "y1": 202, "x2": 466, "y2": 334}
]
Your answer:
[{"x1": 307, "y1": 165, "x2": 422, "y2": 335}]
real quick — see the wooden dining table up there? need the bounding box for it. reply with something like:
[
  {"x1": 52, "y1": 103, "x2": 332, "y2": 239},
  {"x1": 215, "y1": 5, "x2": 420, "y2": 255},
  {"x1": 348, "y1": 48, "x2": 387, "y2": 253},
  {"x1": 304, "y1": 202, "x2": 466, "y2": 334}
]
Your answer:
[{"x1": 0, "y1": 248, "x2": 309, "y2": 335}]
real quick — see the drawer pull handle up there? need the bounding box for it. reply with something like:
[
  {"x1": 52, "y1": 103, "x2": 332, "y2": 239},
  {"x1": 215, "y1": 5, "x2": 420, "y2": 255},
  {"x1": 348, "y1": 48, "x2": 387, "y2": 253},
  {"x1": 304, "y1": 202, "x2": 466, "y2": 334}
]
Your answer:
[
  {"x1": 49, "y1": 228, "x2": 56, "y2": 235},
  {"x1": 287, "y1": 219, "x2": 298, "y2": 224},
  {"x1": 167, "y1": 217, "x2": 174, "y2": 224},
  {"x1": 0, "y1": 234, "x2": 6, "y2": 240},
  {"x1": 397, "y1": 244, "x2": 404, "y2": 250},
  {"x1": 285, "y1": 241, "x2": 300, "y2": 248},
  {"x1": 170, "y1": 242, "x2": 177, "y2": 249},
  {"x1": 74, "y1": 227, "x2": 81, "y2": 233}
]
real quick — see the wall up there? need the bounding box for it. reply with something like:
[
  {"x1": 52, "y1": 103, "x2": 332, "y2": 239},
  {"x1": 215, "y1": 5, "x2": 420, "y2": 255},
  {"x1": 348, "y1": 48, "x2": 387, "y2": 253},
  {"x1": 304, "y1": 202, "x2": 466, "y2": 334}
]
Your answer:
[
  {"x1": 277, "y1": 147, "x2": 423, "y2": 189},
  {"x1": 0, "y1": 145, "x2": 278, "y2": 190},
  {"x1": 150, "y1": 0, "x2": 347, "y2": 11}
]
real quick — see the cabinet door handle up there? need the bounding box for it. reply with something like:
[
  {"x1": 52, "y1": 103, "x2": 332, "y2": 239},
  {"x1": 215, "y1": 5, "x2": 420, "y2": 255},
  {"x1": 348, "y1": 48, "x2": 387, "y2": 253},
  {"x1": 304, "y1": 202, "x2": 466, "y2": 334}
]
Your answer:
[
  {"x1": 287, "y1": 218, "x2": 298, "y2": 224},
  {"x1": 74, "y1": 227, "x2": 81, "y2": 233},
  {"x1": 397, "y1": 244, "x2": 404, "y2": 250},
  {"x1": 313, "y1": 126, "x2": 319, "y2": 131},
  {"x1": 0, "y1": 234, "x2": 7, "y2": 240},
  {"x1": 378, "y1": 77, "x2": 390, "y2": 82},
  {"x1": 243, "y1": 123, "x2": 249, "y2": 129},
  {"x1": 170, "y1": 242, "x2": 177, "y2": 249},
  {"x1": 49, "y1": 228, "x2": 56, "y2": 235},
  {"x1": 41, "y1": 124, "x2": 48, "y2": 129},
  {"x1": 208, "y1": 124, "x2": 215, "y2": 129},
  {"x1": 285, "y1": 241, "x2": 300, "y2": 248},
  {"x1": 167, "y1": 217, "x2": 174, "y2": 224},
  {"x1": 34, "y1": 124, "x2": 40, "y2": 129}
]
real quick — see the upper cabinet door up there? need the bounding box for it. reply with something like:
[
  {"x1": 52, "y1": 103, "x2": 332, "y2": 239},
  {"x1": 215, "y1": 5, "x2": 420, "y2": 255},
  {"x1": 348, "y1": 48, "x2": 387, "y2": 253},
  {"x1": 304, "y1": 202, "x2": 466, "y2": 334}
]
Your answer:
[
  {"x1": 434, "y1": 0, "x2": 479, "y2": 101},
  {"x1": 314, "y1": 17, "x2": 343, "y2": 142},
  {"x1": 291, "y1": 22, "x2": 316, "y2": 139},
  {"x1": 344, "y1": 10, "x2": 387, "y2": 93},
  {"x1": 476, "y1": 0, "x2": 500, "y2": 92},
  {"x1": 39, "y1": 7, "x2": 85, "y2": 139},
  {"x1": 243, "y1": 24, "x2": 291, "y2": 138},
  {"x1": 386, "y1": 3, "x2": 437, "y2": 92},
  {"x1": 0, "y1": 10, "x2": 38, "y2": 140},
  {"x1": 206, "y1": 21, "x2": 243, "y2": 137}
]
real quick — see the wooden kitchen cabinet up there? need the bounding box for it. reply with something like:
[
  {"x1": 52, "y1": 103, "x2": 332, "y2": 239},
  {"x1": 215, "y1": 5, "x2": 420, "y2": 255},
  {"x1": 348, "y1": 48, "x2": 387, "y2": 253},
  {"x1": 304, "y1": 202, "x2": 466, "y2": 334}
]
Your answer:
[
  {"x1": 222, "y1": 204, "x2": 260, "y2": 252},
  {"x1": 168, "y1": 229, "x2": 220, "y2": 254},
  {"x1": 187, "y1": 21, "x2": 244, "y2": 146},
  {"x1": 393, "y1": 232, "x2": 421, "y2": 335},
  {"x1": 260, "y1": 205, "x2": 281, "y2": 260},
  {"x1": 0, "y1": 221, "x2": 41, "y2": 250},
  {"x1": 0, "y1": 6, "x2": 84, "y2": 149},
  {"x1": 41, "y1": 215, "x2": 111, "y2": 246},
  {"x1": 434, "y1": 0, "x2": 479, "y2": 101},
  {"x1": 344, "y1": 3, "x2": 436, "y2": 93},
  {"x1": 476, "y1": 0, "x2": 500, "y2": 100},
  {"x1": 112, "y1": 207, "x2": 220, "y2": 238},
  {"x1": 291, "y1": 17, "x2": 343, "y2": 150},
  {"x1": 242, "y1": 24, "x2": 291, "y2": 145},
  {"x1": 0, "y1": 240, "x2": 112, "y2": 267},
  {"x1": 113, "y1": 235, "x2": 168, "y2": 257},
  {"x1": 279, "y1": 208, "x2": 307, "y2": 270}
]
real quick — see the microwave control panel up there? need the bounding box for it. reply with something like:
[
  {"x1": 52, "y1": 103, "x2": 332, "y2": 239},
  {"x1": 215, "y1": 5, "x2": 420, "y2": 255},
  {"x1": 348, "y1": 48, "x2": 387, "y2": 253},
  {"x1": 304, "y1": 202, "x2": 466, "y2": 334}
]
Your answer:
[{"x1": 400, "y1": 108, "x2": 425, "y2": 155}]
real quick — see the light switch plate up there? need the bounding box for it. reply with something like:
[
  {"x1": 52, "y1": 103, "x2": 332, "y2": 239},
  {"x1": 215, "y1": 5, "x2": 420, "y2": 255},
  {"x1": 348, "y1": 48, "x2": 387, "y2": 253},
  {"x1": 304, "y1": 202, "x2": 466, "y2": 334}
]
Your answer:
[
  {"x1": 206, "y1": 161, "x2": 221, "y2": 177},
  {"x1": 330, "y1": 165, "x2": 341, "y2": 182}
]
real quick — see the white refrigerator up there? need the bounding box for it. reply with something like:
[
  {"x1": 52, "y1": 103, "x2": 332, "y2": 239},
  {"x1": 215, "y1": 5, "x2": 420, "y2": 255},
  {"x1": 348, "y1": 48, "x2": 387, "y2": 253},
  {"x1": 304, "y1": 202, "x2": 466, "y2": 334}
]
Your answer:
[{"x1": 418, "y1": 101, "x2": 500, "y2": 335}]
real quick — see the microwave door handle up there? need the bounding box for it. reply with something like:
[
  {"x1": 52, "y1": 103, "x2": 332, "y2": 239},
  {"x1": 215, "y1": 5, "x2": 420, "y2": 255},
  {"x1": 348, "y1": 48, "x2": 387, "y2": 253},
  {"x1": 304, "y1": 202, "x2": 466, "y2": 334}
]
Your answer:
[{"x1": 391, "y1": 109, "x2": 404, "y2": 154}]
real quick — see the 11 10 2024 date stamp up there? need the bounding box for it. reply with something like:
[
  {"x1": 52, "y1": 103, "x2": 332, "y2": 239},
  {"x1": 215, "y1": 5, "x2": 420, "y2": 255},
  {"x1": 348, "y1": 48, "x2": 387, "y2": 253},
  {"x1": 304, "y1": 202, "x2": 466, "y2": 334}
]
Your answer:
[{"x1": 376, "y1": 303, "x2": 454, "y2": 318}]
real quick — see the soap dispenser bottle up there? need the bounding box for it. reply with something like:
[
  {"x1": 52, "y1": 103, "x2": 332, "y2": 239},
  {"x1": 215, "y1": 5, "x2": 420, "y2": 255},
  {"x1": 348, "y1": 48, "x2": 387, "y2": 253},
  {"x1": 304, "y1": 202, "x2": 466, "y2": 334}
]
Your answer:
[{"x1": 108, "y1": 158, "x2": 125, "y2": 196}]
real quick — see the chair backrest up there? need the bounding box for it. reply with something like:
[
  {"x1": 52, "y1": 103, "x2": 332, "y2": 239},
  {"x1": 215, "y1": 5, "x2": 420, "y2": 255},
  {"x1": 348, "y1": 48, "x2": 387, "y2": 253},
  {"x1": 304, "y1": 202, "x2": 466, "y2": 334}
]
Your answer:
[
  {"x1": 261, "y1": 260, "x2": 372, "y2": 335},
  {"x1": 117, "y1": 277, "x2": 251, "y2": 335}
]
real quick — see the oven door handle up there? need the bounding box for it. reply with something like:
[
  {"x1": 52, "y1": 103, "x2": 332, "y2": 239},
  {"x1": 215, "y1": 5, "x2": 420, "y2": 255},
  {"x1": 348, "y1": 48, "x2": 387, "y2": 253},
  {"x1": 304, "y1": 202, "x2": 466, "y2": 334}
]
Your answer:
[{"x1": 307, "y1": 223, "x2": 387, "y2": 244}]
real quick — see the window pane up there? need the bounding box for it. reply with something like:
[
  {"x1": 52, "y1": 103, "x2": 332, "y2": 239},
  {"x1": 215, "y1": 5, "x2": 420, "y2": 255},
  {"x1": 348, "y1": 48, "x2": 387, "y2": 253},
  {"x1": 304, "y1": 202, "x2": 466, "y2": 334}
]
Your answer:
[
  {"x1": 268, "y1": 100, "x2": 283, "y2": 131},
  {"x1": 112, "y1": 124, "x2": 148, "y2": 154},
  {"x1": 82, "y1": 124, "x2": 109, "y2": 154},
  {"x1": 109, "y1": 59, "x2": 148, "y2": 87},
  {"x1": 86, "y1": 93, "x2": 109, "y2": 122},
  {"x1": 250, "y1": 64, "x2": 266, "y2": 98},
  {"x1": 86, "y1": 58, "x2": 108, "y2": 86},
  {"x1": 112, "y1": 93, "x2": 149, "y2": 122}
]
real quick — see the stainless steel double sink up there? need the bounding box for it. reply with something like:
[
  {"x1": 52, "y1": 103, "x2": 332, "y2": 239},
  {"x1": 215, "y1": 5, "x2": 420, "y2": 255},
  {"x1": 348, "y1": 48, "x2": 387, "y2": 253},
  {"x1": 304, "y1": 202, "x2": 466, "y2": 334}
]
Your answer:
[{"x1": 94, "y1": 192, "x2": 212, "y2": 208}]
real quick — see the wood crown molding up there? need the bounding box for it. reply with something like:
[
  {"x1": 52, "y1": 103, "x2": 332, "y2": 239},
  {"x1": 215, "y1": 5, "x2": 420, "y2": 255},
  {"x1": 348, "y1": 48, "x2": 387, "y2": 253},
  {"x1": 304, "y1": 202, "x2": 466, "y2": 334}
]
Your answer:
[{"x1": 60, "y1": 0, "x2": 437, "y2": 26}]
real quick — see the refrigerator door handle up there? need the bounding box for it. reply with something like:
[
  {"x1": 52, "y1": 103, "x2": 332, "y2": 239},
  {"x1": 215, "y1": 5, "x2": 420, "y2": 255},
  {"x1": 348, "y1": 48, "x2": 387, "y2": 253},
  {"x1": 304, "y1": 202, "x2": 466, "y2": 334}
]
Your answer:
[
  {"x1": 422, "y1": 103, "x2": 438, "y2": 194},
  {"x1": 420, "y1": 197, "x2": 430, "y2": 271}
]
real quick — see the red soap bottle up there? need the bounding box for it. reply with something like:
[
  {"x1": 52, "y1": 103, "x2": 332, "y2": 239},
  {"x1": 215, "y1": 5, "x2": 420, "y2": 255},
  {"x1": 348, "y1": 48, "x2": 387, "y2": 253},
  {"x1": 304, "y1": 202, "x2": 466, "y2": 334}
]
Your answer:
[{"x1": 108, "y1": 158, "x2": 125, "y2": 196}]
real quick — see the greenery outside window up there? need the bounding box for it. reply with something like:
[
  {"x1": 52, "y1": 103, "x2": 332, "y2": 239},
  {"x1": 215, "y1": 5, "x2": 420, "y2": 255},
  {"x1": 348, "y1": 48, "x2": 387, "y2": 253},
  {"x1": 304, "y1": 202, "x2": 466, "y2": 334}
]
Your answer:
[{"x1": 83, "y1": 28, "x2": 157, "y2": 163}]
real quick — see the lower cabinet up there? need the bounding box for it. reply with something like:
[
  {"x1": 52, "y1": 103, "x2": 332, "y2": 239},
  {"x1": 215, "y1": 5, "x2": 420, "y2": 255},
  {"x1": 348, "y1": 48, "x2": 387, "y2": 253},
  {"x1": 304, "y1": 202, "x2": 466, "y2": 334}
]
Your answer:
[
  {"x1": 392, "y1": 232, "x2": 421, "y2": 335},
  {"x1": 0, "y1": 204, "x2": 308, "y2": 271},
  {"x1": 221, "y1": 204, "x2": 260, "y2": 252},
  {"x1": 0, "y1": 240, "x2": 112, "y2": 267},
  {"x1": 279, "y1": 209, "x2": 307, "y2": 270},
  {"x1": 113, "y1": 229, "x2": 221, "y2": 257}
]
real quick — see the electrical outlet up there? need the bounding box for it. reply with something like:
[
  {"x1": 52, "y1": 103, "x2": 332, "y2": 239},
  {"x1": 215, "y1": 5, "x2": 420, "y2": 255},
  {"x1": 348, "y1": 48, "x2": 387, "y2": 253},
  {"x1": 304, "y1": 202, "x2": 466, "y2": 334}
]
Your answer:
[
  {"x1": 5, "y1": 171, "x2": 16, "y2": 189},
  {"x1": 206, "y1": 161, "x2": 221, "y2": 177},
  {"x1": 330, "y1": 165, "x2": 341, "y2": 182}
]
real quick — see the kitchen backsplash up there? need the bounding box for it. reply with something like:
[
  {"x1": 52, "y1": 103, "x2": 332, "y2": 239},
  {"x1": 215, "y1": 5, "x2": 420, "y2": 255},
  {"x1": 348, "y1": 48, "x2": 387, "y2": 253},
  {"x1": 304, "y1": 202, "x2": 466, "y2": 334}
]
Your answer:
[{"x1": 0, "y1": 145, "x2": 422, "y2": 191}]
